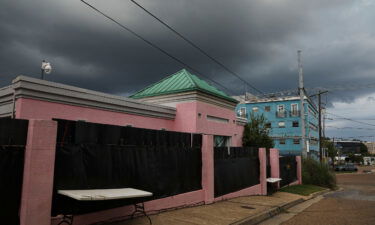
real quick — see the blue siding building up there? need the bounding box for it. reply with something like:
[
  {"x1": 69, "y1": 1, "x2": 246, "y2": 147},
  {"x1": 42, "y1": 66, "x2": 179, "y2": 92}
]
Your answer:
[{"x1": 235, "y1": 95, "x2": 319, "y2": 157}]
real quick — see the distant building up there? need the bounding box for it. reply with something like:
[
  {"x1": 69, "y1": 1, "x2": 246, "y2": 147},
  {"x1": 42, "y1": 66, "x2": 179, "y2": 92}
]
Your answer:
[
  {"x1": 365, "y1": 142, "x2": 375, "y2": 154},
  {"x1": 335, "y1": 141, "x2": 362, "y2": 155},
  {"x1": 235, "y1": 94, "x2": 319, "y2": 157}
]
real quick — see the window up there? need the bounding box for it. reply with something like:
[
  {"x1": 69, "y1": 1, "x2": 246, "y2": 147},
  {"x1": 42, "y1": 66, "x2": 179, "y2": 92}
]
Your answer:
[
  {"x1": 238, "y1": 107, "x2": 246, "y2": 118},
  {"x1": 276, "y1": 105, "x2": 286, "y2": 117},
  {"x1": 265, "y1": 106, "x2": 271, "y2": 112},
  {"x1": 292, "y1": 121, "x2": 299, "y2": 127},
  {"x1": 278, "y1": 121, "x2": 285, "y2": 128},
  {"x1": 265, "y1": 123, "x2": 271, "y2": 128},
  {"x1": 293, "y1": 138, "x2": 300, "y2": 144},
  {"x1": 291, "y1": 103, "x2": 299, "y2": 116},
  {"x1": 279, "y1": 139, "x2": 286, "y2": 145},
  {"x1": 214, "y1": 136, "x2": 231, "y2": 147},
  {"x1": 310, "y1": 138, "x2": 318, "y2": 146},
  {"x1": 207, "y1": 115, "x2": 229, "y2": 123},
  {"x1": 252, "y1": 107, "x2": 259, "y2": 112}
]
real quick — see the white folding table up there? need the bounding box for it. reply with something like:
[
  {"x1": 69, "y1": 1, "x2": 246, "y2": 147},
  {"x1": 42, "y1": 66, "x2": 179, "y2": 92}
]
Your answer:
[
  {"x1": 57, "y1": 188, "x2": 153, "y2": 225},
  {"x1": 266, "y1": 178, "x2": 282, "y2": 195}
]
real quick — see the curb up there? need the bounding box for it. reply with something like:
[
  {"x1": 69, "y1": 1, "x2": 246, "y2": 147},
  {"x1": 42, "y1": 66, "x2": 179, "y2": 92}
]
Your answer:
[
  {"x1": 232, "y1": 189, "x2": 331, "y2": 225},
  {"x1": 231, "y1": 198, "x2": 304, "y2": 225}
]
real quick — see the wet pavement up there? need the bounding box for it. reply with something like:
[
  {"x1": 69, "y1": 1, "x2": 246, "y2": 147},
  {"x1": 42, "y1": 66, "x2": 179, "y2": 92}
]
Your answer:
[{"x1": 281, "y1": 166, "x2": 375, "y2": 225}]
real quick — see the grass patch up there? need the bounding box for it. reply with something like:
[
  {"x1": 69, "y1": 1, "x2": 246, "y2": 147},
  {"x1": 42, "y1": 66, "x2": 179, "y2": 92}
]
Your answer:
[
  {"x1": 280, "y1": 184, "x2": 326, "y2": 196},
  {"x1": 302, "y1": 157, "x2": 337, "y2": 189}
]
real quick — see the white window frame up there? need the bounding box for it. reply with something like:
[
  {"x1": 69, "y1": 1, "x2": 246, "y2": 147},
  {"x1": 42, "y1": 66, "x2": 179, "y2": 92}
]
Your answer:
[
  {"x1": 278, "y1": 121, "x2": 285, "y2": 128},
  {"x1": 252, "y1": 107, "x2": 259, "y2": 112},
  {"x1": 277, "y1": 104, "x2": 285, "y2": 112},
  {"x1": 291, "y1": 103, "x2": 298, "y2": 116},
  {"x1": 239, "y1": 107, "x2": 246, "y2": 118}
]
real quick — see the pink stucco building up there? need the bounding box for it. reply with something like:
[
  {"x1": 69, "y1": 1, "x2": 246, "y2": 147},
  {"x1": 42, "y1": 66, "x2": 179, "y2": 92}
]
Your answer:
[
  {"x1": 0, "y1": 69, "x2": 300, "y2": 225},
  {"x1": 1, "y1": 69, "x2": 246, "y2": 146}
]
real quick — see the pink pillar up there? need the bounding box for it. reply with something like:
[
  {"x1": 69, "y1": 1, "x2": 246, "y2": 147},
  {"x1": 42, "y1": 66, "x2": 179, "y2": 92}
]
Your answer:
[
  {"x1": 270, "y1": 148, "x2": 280, "y2": 189},
  {"x1": 296, "y1": 156, "x2": 302, "y2": 184},
  {"x1": 259, "y1": 148, "x2": 267, "y2": 195},
  {"x1": 202, "y1": 134, "x2": 214, "y2": 204},
  {"x1": 20, "y1": 120, "x2": 57, "y2": 225}
]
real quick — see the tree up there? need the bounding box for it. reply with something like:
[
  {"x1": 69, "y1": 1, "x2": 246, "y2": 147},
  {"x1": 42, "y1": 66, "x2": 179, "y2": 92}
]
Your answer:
[
  {"x1": 322, "y1": 138, "x2": 337, "y2": 166},
  {"x1": 242, "y1": 113, "x2": 274, "y2": 149},
  {"x1": 359, "y1": 143, "x2": 368, "y2": 155}
]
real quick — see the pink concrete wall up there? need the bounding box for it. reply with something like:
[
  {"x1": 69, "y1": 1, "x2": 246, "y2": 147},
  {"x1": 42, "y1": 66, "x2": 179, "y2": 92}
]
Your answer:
[
  {"x1": 14, "y1": 97, "x2": 251, "y2": 225},
  {"x1": 15, "y1": 98, "x2": 175, "y2": 130},
  {"x1": 20, "y1": 120, "x2": 57, "y2": 225},
  {"x1": 174, "y1": 101, "x2": 244, "y2": 147},
  {"x1": 270, "y1": 148, "x2": 280, "y2": 189},
  {"x1": 15, "y1": 99, "x2": 244, "y2": 146}
]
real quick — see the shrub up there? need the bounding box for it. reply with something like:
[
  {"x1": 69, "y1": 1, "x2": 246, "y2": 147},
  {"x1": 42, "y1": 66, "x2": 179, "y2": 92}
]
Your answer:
[{"x1": 302, "y1": 157, "x2": 336, "y2": 189}]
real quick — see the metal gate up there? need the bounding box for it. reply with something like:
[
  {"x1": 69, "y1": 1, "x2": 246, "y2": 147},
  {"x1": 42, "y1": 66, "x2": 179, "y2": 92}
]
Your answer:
[
  {"x1": 279, "y1": 155, "x2": 297, "y2": 187},
  {"x1": 214, "y1": 147, "x2": 259, "y2": 197}
]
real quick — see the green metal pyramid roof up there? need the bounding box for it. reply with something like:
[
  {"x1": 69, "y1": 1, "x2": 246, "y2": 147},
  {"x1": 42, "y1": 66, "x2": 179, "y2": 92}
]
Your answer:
[{"x1": 130, "y1": 69, "x2": 238, "y2": 103}]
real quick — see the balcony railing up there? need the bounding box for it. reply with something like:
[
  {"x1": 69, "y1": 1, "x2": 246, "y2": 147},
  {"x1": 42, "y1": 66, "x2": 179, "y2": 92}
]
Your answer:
[
  {"x1": 289, "y1": 110, "x2": 301, "y2": 117},
  {"x1": 276, "y1": 111, "x2": 287, "y2": 118}
]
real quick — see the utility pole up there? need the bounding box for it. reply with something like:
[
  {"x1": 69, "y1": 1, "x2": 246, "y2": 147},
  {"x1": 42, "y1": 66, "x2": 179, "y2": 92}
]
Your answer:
[
  {"x1": 298, "y1": 50, "x2": 307, "y2": 158},
  {"x1": 311, "y1": 90, "x2": 328, "y2": 162},
  {"x1": 318, "y1": 90, "x2": 328, "y2": 162}
]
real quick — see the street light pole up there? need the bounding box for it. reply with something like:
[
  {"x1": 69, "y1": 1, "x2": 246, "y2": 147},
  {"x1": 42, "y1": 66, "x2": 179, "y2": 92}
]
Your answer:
[{"x1": 41, "y1": 60, "x2": 45, "y2": 80}]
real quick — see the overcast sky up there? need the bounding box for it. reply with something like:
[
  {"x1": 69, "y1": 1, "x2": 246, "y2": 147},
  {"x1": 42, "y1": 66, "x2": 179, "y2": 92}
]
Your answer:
[{"x1": 1, "y1": 0, "x2": 375, "y2": 140}]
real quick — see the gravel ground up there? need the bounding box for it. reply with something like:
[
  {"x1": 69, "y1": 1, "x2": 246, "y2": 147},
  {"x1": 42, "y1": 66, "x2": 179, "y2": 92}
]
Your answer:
[{"x1": 281, "y1": 167, "x2": 375, "y2": 225}]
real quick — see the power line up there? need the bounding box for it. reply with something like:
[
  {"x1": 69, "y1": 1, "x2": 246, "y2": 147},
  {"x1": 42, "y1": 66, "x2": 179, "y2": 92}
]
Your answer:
[
  {"x1": 326, "y1": 112, "x2": 375, "y2": 127},
  {"x1": 130, "y1": 0, "x2": 263, "y2": 94},
  {"x1": 259, "y1": 82, "x2": 375, "y2": 98},
  {"x1": 326, "y1": 125, "x2": 375, "y2": 131},
  {"x1": 80, "y1": 0, "x2": 244, "y2": 99}
]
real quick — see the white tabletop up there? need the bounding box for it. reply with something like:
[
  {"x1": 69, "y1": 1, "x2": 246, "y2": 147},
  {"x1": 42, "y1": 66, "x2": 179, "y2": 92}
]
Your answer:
[
  {"x1": 58, "y1": 188, "x2": 153, "y2": 201},
  {"x1": 266, "y1": 178, "x2": 282, "y2": 183}
]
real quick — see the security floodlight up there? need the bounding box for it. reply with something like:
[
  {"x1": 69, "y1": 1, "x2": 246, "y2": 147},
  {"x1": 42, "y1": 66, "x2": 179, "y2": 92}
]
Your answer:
[{"x1": 41, "y1": 60, "x2": 52, "y2": 79}]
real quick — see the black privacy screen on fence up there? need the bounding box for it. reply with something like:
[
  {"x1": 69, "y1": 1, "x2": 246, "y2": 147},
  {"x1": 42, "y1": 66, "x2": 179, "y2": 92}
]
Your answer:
[
  {"x1": 279, "y1": 155, "x2": 297, "y2": 187},
  {"x1": 214, "y1": 147, "x2": 259, "y2": 198},
  {"x1": 0, "y1": 118, "x2": 29, "y2": 225},
  {"x1": 52, "y1": 119, "x2": 202, "y2": 215}
]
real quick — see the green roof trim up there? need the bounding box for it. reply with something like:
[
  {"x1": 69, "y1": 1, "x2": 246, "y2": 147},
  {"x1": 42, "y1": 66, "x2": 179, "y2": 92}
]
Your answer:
[{"x1": 130, "y1": 69, "x2": 238, "y2": 103}]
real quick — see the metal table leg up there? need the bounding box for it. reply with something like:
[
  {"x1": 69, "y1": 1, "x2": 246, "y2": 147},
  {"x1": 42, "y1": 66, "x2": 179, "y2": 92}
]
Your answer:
[
  {"x1": 131, "y1": 202, "x2": 152, "y2": 224},
  {"x1": 57, "y1": 215, "x2": 74, "y2": 225}
]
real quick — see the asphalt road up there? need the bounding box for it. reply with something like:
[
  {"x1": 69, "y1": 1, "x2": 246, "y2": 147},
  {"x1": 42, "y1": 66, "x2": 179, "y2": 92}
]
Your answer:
[{"x1": 281, "y1": 168, "x2": 375, "y2": 225}]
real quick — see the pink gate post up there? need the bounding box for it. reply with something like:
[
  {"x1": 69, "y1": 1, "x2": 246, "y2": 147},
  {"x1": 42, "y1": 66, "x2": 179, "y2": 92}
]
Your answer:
[
  {"x1": 259, "y1": 148, "x2": 267, "y2": 195},
  {"x1": 20, "y1": 120, "x2": 58, "y2": 225},
  {"x1": 202, "y1": 134, "x2": 214, "y2": 204},
  {"x1": 270, "y1": 148, "x2": 280, "y2": 189}
]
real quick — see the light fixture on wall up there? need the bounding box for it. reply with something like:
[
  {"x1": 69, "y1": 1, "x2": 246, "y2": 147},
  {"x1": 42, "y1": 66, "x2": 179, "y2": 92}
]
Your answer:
[{"x1": 41, "y1": 60, "x2": 52, "y2": 80}]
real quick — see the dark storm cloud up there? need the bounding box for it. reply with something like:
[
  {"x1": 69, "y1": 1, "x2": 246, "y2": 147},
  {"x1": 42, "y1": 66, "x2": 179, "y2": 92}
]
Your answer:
[{"x1": 0, "y1": 0, "x2": 374, "y2": 101}]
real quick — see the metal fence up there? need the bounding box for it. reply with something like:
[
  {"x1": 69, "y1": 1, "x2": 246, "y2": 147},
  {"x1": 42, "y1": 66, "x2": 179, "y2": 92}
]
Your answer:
[
  {"x1": 214, "y1": 147, "x2": 260, "y2": 197},
  {"x1": 279, "y1": 155, "x2": 297, "y2": 187},
  {"x1": 0, "y1": 118, "x2": 29, "y2": 225},
  {"x1": 52, "y1": 119, "x2": 202, "y2": 215}
]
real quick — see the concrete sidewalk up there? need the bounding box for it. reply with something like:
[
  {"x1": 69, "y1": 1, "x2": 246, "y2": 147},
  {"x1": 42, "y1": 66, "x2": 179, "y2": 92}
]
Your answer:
[{"x1": 98, "y1": 192, "x2": 309, "y2": 225}]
